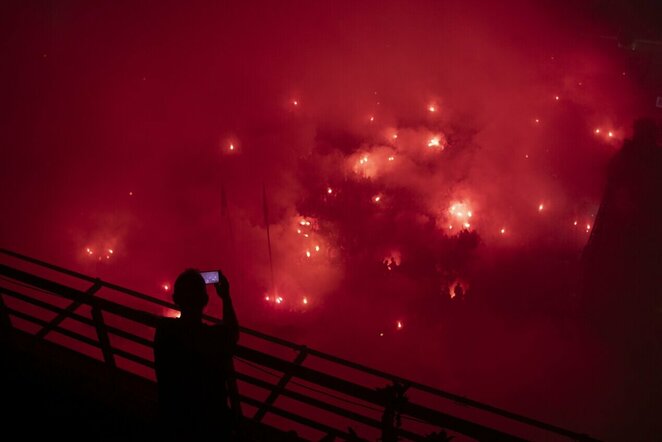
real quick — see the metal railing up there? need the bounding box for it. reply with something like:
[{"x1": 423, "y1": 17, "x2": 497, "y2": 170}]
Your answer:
[{"x1": 0, "y1": 248, "x2": 598, "y2": 441}]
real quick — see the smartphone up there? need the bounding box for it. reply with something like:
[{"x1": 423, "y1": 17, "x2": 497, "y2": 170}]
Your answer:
[{"x1": 200, "y1": 270, "x2": 220, "y2": 284}]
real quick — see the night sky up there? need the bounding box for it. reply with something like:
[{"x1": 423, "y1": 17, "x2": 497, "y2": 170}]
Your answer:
[{"x1": 2, "y1": 1, "x2": 661, "y2": 440}]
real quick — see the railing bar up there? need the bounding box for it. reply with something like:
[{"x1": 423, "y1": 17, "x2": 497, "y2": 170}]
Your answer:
[
  {"x1": 36, "y1": 280, "x2": 102, "y2": 339},
  {"x1": 6, "y1": 307, "x2": 102, "y2": 348},
  {"x1": 254, "y1": 347, "x2": 308, "y2": 422},
  {"x1": 1, "y1": 287, "x2": 154, "y2": 347},
  {"x1": 0, "y1": 257, "x2": 597, "y2": 440},
  {"x1": 235, "y1": 345, "x2": 525, "y2": 441},
  {"x1": 112, "y1": 348, "x2": 155, "y2": 369},
  {"x1": 236, "y1": 372, "x2": 424, "y2": 441},
  {"x1": 0, "y1": 249, "x2": 174, "y2": 308},
  {"x1": 238, "y1": 394, "x2": 362, "y2": 441},
  {"x1": 92, "y1": 307, "x2": 115, "y2": 367},
  {"x1": 0, "y1": 257, "x2": 577, "y2": 434}
]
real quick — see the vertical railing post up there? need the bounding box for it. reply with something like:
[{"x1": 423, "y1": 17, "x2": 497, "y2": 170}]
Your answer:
[
  {"x1": 228, "y1": 359, "x2": 243, "y2": 418},
  {"x1": 253, "y1": 345, "x2": 308, "y2": 422},
  {"x1": 91, "y1": 303, "x2": 115, "y2": 368}
]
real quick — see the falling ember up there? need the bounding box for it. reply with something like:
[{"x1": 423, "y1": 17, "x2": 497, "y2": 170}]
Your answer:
[
  {"x1": 373, "y1": 195, "x2": 381, "y2": 203},
  {"x1": 538, "y1": 203, "x2": 544, "y2": 212},
  {"x1": 276, "y1": 296, "x2": 283, "y2": 304},
  {"x1": 608, "y1": 131, "x2": 614, "y2": 138},
  {"x1": 586, "y1": 224, "x2": 591, "y2": 231},
  {"x1": 327, "y1": 187, "x2": 333, "y2": 194},
  {"x1": 297, "y1": 229, "x2": 302, "y2": 234},
  {"x1": 85, "y1": 247, "x2": 94, "y2": 255},
  {"x1": 534, "y1": 118, "x2": 540, "y2": 123},
  {"x1": 392, "y1": 133, "x2": 398, "y2": 140},
  {"x1": 302, "y1": 297, "x2": 308, "y2": 305},
  {"x1": 554, "y1": 95, "x2": 560, "y2": 100},
  {"x1": 163, "y1": 284, "x2": 170, "y2": 291},
  {"x1": 265, "y1": 295, "x2": 270, "y2": 301},
  {"x1": 396, "y1": 321, "x2": 403, "y2": 330},
  {"x1": 500, "y1": 228, "x2": 506, "y2": 234},
  {"x1": 128, "y1": 191, "x2": 133, "y2": 196},
  {"x1": 388, "y1": 156, "x2": 395, "y2": 161},
  {"x1": 379, "y1": 332, "x2": 384, "y2": 337},
  {"x1": 306, "y1": 250, "x2": 311, "y2": 258},
  {"x1": 229, "y1": 144, "x2": 235, "y2": 151},
  {"x1": 573, "y1": 220, "x2": 578, "y2": 226},
  {"x1": 315, "y1": 245, "x2": 320, "y2": 252},
  {"x1": 292, "y1": 99, "x2": 299, "y2": 106},
  {"x1": 369, "y1": 115, "x2": 375, "y2": 122},
  {"x1": 108, "y1": 249, "x2": 114, "y2": 254},
  {"x1": 428, "y1": 104, "x2": 437, "y2": 112},
  {"x1": 594, "y1": 128, "x2": 601, "y2": 134}
]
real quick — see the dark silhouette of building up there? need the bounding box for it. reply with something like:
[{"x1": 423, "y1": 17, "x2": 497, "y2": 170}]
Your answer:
[
  {"x1": 154, "y1": 269, "x2": 239, "y2": 440},
  {"x1": 582, "y1": 118, "x2": 662, "y2": 331},
  {"x1": 581, "y1": 118, "x2": 662, "y2": 438}
]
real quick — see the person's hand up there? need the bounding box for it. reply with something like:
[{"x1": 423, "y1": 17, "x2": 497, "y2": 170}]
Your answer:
[{"x1": 214, "y1": 271, "x2": 230, "y2": 300}]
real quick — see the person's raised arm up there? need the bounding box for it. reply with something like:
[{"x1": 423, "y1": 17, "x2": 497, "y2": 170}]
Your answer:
[{"x1": 214, "y1": 271, "x2": 239, "y2": 343}]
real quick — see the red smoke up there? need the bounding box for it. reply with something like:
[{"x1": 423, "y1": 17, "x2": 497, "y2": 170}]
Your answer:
[{"x1": 1, "y1": 1, "x2": 656, "y2": 439}]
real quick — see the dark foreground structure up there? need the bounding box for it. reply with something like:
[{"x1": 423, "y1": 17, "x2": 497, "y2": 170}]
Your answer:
[
  {"x1": 581, "y1": 118, "x2": 662, "y2": 439},
  {"x1": 0, "y1": 248, "x2": 597, "y2": 441}
]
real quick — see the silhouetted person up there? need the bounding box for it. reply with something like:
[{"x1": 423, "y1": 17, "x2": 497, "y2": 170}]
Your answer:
[{"x1": 154, "y1": 269, "x2": 239, "y2": 440}]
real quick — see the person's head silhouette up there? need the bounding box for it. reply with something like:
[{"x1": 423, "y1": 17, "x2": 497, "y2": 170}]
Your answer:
[{"x1": 173, "y1": 269, "x2": 208, "y2": 318}]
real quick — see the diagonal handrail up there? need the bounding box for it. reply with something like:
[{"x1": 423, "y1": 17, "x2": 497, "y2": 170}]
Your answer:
[{"x1": 0, "y1": 248, "x2": 600, "y2": 442}]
